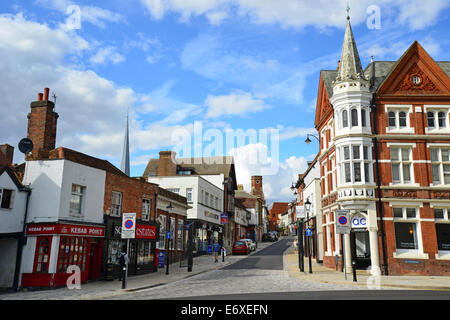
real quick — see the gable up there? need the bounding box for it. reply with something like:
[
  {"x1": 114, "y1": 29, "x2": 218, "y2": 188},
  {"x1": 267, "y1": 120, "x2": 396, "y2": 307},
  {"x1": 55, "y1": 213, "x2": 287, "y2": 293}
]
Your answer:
[
  {"x1": 377, "y1": 41, "x2": 450, "y2": 97},
  {"x1": 314, "y1": 72, "x2": 335, "y2": 130}
]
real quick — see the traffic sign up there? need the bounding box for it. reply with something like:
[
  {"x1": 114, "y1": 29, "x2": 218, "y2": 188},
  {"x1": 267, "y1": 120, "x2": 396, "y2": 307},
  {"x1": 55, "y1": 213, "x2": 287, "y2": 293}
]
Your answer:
[
  {"x1": 336, "y1": 209, "x2": 351, "y2": 234},
  {"x1": 306, "y1": 228, "x2": 312, "y2": 237},
  {"x1": 122, "y1": 213, "x2": 136, "y2": 239},
  {"x1": 166, "y1": 231, "x2": 172, "y2": 239}
]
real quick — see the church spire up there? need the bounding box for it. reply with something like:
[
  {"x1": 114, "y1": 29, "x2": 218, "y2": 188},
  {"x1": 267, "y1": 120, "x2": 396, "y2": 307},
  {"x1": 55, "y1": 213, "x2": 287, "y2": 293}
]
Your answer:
[
  {"x1": 335, "y1": 13, "x2": 365, "y2": 82},
  {"x1": 120, "y1": 110, "x2": 130, "y2": 176}
]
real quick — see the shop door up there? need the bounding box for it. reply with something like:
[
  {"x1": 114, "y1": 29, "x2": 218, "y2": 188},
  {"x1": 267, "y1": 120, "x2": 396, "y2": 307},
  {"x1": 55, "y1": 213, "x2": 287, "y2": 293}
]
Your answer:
[
  {"x1": 350, "y1": 230, "x2": 371, "y2": 270},
  {"x1": 88, "y1": 239, "x2": 100, "y2": 280},
  {"x1": 128, "y1": 240, "x2": 137, "y2": 275}
]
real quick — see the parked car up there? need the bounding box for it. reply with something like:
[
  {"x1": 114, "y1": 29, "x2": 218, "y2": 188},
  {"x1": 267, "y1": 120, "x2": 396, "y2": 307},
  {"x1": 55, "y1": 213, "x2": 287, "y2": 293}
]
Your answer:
[
  {"x1": 269, "y1": 231, "x2": 279, "y2": 241},
  {"x1": 262, "y1": 232, "x2": 276, "y2": 242},
  {"x1": 239, "y1": 238, "x2": 256, "y2": 251},
  {"x1": 232, "y1": 241, "x2": 249, "y2": 255}
]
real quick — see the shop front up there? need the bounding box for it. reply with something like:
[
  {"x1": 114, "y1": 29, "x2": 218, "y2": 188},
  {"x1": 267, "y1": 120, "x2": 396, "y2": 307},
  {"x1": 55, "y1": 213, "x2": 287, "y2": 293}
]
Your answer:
[
  {"x1": 190, "y1": 220, "x2": 223, "y2": 256},
  {"x1": 21, "y1": 222, "x2": 104, "y2": 288},
  {"x1": 102, "y1": 216, "x2": 158, "y2": 280}
]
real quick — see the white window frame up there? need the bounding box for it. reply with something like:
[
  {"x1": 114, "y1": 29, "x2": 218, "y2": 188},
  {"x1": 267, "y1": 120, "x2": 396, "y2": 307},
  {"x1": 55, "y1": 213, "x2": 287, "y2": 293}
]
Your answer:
[
  {"x1": 142, "y1": 198, "x2": 151, "y2": 221},
  {"x1": 111, "y1": 191, "x2": 122, "y2": 217},
  {"x1": 430, "y1": 148, "x2": 450, "y2": 185},
  {"x1": 425, "y1": 106, "x2": 450, "y2": 133},
  {"x1": 70, "y1": 184, "x2": 85, "y2": 216},
  {"x1": 385, "y1": 105, "x2": 414, "y2": 133},
  {"x1": 186, "y1": 188, "x2": 193, "y2": 203},
  {"x1": 157, "y1": 214, "x2": 166, "y2": 250},
  {"x1": 392, "y1": 207, "x2": 428, "y2": 259},
  {"x1": 0, "y1": 188, "x2": 15, "y2": 210}
]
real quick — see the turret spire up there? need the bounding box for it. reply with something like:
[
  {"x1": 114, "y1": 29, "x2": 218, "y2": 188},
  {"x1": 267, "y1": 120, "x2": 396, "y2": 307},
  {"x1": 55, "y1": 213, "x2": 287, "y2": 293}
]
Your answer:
[{"x1": 335, "y1": 14, "x2": 365, "y2": 82}]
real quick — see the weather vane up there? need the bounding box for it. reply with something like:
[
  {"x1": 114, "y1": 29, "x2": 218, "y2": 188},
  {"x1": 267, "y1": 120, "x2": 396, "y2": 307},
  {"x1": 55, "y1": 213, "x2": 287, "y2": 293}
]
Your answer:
[{"x1": 346, "y1": 2, "x2": 350, "y2": 19}]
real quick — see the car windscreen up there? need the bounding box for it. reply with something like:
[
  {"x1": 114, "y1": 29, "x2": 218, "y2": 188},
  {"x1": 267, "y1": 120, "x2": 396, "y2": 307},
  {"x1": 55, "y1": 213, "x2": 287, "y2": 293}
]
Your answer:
[{"x1": 234, "y1": 242, "x2": 245, "y2": 245}]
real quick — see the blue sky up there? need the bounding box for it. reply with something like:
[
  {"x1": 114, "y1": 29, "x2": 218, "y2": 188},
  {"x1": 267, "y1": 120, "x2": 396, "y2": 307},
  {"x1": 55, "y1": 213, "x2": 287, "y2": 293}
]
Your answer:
[{"x1": 1, "y1": 0, "x2": 450, "y2": 204}]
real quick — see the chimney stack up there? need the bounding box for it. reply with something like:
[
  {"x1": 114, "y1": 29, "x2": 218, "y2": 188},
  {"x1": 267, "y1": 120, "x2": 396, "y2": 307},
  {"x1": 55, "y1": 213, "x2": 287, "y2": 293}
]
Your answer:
[
  {"x1": 0, "y1": 144, "x2": 14, "y2": 165},
  {"x1": 157, "y1": 151, "x2": 177, "y2": 176},
  {"x1": 251, "y1": 176, "x2": 264, "y2": 199},
  {"x1": 26, "y1": 88, "x2": 59, "y2": 160}
]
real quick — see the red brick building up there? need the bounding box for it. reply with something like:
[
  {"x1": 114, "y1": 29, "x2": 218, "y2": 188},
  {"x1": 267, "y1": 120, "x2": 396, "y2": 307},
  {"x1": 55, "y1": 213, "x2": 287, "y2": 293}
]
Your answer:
[
  {"x1": 315, "y1": 17, "x2": 450, "y2": 276},
  {"x1": 268, "y1": 202, "x2": 289, "y2": 232}
]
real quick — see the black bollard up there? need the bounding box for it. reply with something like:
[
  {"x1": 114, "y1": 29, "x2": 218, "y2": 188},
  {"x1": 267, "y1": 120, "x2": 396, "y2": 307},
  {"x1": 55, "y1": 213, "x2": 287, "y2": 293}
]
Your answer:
[{"x1": 352, "y1": 260, "x2": 357, "y2": 282}]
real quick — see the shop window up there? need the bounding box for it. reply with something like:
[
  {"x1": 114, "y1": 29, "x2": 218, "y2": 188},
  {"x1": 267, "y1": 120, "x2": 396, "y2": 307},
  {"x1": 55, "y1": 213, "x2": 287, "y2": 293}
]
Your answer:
[
  {"x1": 107, "y1": 240, "x2": 125, "y2": 264},
  {"x1": 34, "y1": 236, "x2": 52, "y2": 273},
  {"x1": 0, "y1": 188, "x2": 14, "y2": 209},
  {"x1": 177, "y1": 219, "x2": 184, "y2": 251},
  {"x1": 137, "y1": 241, "x2": 153, "y2": 265},
  {"x1": 157, "y1": 215, "x2": 166, "y2": 250},
  {"x1": 57, "y1": 237, "x2": 88, "y2": 273},
  {"x1": 393, "y1": 207, "x2": 419, "y2": 251},
  {"x1": 436, "y1": 224, "x2": 450, "y2": 251},
  {"x1": 142, "y1": 199, "x2": 151, "y2": 221}
]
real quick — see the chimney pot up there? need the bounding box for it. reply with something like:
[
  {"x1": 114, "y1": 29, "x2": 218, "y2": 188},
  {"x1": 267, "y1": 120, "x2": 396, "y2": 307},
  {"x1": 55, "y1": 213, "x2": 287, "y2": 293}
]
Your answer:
[
  {"x1": 44, "y1": 88, "x2": 50, "y2": 101},
  {"x1": 38, "y1": 93, "x2": 43, "y2": 101}
]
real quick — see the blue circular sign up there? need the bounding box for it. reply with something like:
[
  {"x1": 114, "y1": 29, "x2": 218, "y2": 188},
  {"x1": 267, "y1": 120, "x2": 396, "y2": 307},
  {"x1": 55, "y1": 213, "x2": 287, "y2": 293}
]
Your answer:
[
  {"x1": 338, "y1": 216, "x2": 348, "y2": 225},
  {"x1": 125, "y1": 220, "x2": 133, "y2": 229}
]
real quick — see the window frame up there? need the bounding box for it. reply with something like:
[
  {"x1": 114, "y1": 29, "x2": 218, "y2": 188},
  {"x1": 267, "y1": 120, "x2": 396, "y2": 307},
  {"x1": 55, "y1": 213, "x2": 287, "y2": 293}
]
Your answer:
[
  {"x1": 111, "y1": 191, "x2": 123, "y2": 217},
  {"x1": 425, "y1": 106, "x2": 449, "y2": 132},
  {"x1": 70, "y1": 184, "x2": 85, "y2": 215},
  {"x1": 142, "y1": 198, "x2": 151, "y2": 221},
  {"x1": 0, "y1": 188, "x2": 14, "y2": 209},
  {"x1": 390, "y1": 147, "x2": 413, "y2": 185},
  {"x1": 430, "y1": 148, "x2": 450, "y2": 185},
  {"x1": 385, "y1": 105, "x2": 413, "y2": 133}
]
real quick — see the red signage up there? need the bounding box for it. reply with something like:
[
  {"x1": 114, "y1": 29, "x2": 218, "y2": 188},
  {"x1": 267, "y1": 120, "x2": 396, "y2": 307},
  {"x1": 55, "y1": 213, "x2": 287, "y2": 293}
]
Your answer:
[
  {"x1": 26, "y1": 223, "x2": 105, "y2": 238},
  {"x1": 135, "y1": 224, "x2": 157, "y2": 239}
]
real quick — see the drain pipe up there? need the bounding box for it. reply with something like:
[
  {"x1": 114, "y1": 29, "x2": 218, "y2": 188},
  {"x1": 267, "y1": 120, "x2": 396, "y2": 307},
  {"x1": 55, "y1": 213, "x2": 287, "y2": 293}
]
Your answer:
[{"x1": 370, "y1": 99, "x2": 389, "y2": 276}]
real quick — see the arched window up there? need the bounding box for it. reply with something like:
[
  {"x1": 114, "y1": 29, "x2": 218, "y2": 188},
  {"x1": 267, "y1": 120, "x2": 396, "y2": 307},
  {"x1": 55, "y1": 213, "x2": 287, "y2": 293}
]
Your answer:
[
  {"x1": 438, "y1": 112, "x2": 446, "y2": 128},
  {"x1": 342, "y1": 110, "x2": 348, "y2": 128},
  {"x1": 399, "y1": 111, "x2": 407, "y2": 128},
  {"x1": 361, "y1": 109, "x2": 366, "y2": 127},
  {"x1": 351, "y1": 109, "x2": 358, "y2": 126},
  {"x1": 388, "y1": 111, "x2": 396, "y2": 127},
  {"x1": 427, "y1": 112, "x2": 435, "y2": 128}
]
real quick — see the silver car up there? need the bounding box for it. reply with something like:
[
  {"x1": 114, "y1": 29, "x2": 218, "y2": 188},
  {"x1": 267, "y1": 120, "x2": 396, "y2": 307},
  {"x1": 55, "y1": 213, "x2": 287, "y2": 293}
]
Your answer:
[{"x1": 239, "y1": 238, "x2": 256, "y2": 252}]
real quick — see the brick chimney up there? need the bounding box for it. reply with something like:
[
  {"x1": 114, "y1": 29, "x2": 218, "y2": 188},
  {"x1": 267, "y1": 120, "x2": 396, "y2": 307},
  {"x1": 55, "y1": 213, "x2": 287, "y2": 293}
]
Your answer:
[
  {"x1": 251, "y1": 176, "x2": 264, "y2": 198},
  {"x1": 26, "y1": 88, "x2": 59, "y2": 160},
  {"x1": 0, "y1": 144, "x2": 14, "y2": 165},
  {"x1": 157, "y1": 151, "x2": 177, "y2": 176}
]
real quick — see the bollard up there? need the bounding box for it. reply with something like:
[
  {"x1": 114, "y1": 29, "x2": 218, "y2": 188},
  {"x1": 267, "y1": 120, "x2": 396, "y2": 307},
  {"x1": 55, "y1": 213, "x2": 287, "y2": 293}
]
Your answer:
[{"x1": 352, "y1": 260, "x2": 357, "y2": 282}]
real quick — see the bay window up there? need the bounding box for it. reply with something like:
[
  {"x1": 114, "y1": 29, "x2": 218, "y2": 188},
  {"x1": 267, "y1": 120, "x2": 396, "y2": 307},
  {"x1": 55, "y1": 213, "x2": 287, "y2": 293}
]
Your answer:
[{"x1": 340, "y1": 144, "x2": 372, "y2": 184}]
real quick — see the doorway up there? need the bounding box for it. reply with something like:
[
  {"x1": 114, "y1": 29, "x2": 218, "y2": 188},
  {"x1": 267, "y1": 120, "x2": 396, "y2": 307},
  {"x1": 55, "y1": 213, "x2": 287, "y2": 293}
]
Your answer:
[{"x1": 350, "y1": 230, "x2": 371, "y2": 270}]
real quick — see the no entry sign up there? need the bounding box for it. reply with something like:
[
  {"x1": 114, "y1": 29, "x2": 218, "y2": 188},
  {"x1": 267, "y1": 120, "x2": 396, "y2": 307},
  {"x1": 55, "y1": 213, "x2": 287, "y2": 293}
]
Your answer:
[
  {"x1": 122, "y1": 213, "x2": 136, "y2": 239},
  {"x1": 336, "y1": 209, "x2": 350, "y2": 234}
]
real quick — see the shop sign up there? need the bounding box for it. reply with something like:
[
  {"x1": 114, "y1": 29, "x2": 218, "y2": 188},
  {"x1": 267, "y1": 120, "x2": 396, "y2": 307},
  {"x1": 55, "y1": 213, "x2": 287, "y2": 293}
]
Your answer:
[
  {"x1": 26, "y1": 224, "x2": 104, "y2": 237},
  {"x1": 220, "y1": 213, "x2": 228, "y2": 224},
  {"x1": 351, "y1": 214, "x2": 367, "y2": 228},
  {"x1": 135, "y1": 225, "x2": 157, "y2": 239}
]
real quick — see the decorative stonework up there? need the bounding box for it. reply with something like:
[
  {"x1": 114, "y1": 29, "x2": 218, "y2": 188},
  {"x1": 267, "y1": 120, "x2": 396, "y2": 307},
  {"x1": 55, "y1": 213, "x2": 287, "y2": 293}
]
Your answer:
[{"x1": 395, "y1": 63, "x2": 440, "y2": 93}]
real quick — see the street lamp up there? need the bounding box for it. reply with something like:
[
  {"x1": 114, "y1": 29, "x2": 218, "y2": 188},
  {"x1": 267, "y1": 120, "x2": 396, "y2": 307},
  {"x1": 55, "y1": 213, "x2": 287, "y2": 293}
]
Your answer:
[
  {"x1": 305, "y1": 133, "x2": 319, "y2": 145},
  {"x1": 165, "y1": 202, "x2": 173, "y2": 275},
  {"x1": 304, "y1": 198, "x2": 313, "y2": 274}
]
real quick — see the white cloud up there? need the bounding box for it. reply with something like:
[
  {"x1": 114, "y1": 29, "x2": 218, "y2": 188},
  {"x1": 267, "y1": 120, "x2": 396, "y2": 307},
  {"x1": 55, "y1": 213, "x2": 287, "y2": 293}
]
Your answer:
[
  {"x1": 205, "y1": 91, "x2": 270, "y2": 118},
  {"x1": 89, "y1": 46, "x2": 125, "y2": 65},
  {"x1": 140, "y1": 0, "x2": 450, "y2": 31},
  {"x1": 230, "y1": 143, "x2": 308, "y2": 202},
  {"x1": 36, "y1": 0, "x2": 126, "y2": 29}
]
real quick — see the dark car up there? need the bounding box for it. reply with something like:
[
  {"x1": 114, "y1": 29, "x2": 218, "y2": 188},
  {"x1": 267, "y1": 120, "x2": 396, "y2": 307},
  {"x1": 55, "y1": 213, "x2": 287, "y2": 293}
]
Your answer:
[
  {"x1": 262, "y1": 233, "x2": 276, "y2": 242},
  {"x1": 269, "y1": 231, "x2": 279, "y2": 241},
  {"x1": 232, "y1": 241, "x2": 250, "y2": 255}
]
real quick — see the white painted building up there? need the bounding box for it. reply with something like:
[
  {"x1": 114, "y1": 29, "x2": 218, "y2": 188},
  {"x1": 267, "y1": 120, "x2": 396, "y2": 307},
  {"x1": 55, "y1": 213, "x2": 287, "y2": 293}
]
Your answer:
[
  {"x1": 0, "y1": 166, "x2": 30, "y2": 288},
  {"x1": 19, "y1": 158, "x2": 107, "y2": 287}
]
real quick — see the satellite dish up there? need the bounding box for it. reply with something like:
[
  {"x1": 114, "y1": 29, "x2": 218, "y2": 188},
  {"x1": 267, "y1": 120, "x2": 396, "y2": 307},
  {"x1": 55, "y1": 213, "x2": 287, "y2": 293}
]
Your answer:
[{"x1": 18, "y1": 138, "x2": 33, "y2": 154}]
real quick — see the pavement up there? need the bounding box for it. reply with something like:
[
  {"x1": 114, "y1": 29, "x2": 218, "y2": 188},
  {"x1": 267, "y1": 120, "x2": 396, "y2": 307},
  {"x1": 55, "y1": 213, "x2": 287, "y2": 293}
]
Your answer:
[
  {"x1": 1, "y1": 237, "x2": 449, "y2": 300},
  {"x1": 283, "y1": 240, "x2": 450, "y2": 292}
]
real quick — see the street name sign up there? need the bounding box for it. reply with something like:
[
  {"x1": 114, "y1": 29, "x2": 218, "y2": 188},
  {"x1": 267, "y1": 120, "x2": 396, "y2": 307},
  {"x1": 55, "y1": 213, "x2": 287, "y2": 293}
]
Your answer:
[{"x1": 336, "y1": 209, "x2": 351, "y2": 234}]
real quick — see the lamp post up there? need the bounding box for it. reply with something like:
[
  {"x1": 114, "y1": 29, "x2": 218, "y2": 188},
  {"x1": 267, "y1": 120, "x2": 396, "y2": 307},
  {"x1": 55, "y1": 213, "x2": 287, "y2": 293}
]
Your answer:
[
  {"x1": 305, "y1": 133, "x2": 319, "y2": 145},
  {"x1": 165, "y1": 202, "x2": 173, "y2": 275},
  {"x1": 304, "y1": 198, "x2": 313, "y2": 274}
]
